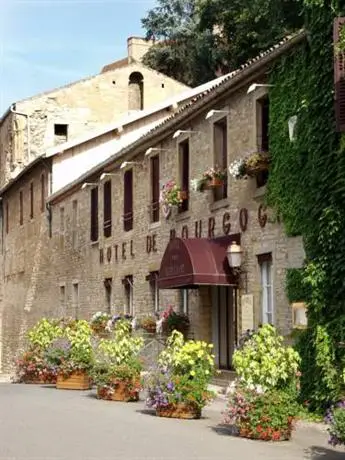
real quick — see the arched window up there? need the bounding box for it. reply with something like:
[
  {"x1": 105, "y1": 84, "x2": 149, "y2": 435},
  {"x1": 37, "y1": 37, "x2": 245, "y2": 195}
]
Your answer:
[{"x1": 128, "y1": 72, "x2": 144, "y2": 111}]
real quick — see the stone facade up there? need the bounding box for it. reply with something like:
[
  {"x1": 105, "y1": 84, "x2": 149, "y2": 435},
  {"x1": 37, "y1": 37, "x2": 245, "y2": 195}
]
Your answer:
[
  {"x1": 0, "y1": 38, "x2": 187, "y2": 188},
  {"x1": 0, "y1": 33, "x2": 306, "y2": 372}
]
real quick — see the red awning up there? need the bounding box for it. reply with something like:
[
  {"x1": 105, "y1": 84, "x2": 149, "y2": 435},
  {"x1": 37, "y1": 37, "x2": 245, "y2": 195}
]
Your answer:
[{"x1": 158, "y1": 235, "x2": 240, "y2": 289}]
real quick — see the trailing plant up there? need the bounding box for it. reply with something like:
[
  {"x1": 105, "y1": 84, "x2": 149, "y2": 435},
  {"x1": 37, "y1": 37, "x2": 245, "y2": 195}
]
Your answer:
[
  {"x1": 285, "y1": 268, "x2": 311, "y2": 303},
  {"x1": 232, "y1": 324, "x2": 300, "y2": 391}
]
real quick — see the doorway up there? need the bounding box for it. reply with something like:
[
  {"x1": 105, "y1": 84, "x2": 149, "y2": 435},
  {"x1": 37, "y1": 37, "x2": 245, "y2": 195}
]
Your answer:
[{"x1": 212, "y1": 286, "x2": 238, "y2": 370}]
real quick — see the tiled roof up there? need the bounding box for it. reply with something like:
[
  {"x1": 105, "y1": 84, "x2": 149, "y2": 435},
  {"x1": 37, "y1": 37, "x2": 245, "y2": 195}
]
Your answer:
[{"x1": 101, "y1": 57, "x2": 129, "y2": 73}]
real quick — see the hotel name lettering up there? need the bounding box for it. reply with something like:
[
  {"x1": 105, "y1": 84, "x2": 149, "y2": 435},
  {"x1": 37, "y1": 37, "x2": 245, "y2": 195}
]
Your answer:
[{"x1": 99, "y1": 205, "x2": 268, "y2": 264}]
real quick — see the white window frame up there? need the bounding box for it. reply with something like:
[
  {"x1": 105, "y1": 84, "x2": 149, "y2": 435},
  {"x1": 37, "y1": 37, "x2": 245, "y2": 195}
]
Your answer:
[
  {"x1": 124, "y1": 276, "x2": 133, "y2": 315},
  {"x1": 260, "y1": 260, "x2": 274, "y2": 324},
  {"x1": 72, "y1": 282, "x2": 79, "y2": 319},
  {"x1": 181, "y1": 289, "x2": 189, "y2": 315}
]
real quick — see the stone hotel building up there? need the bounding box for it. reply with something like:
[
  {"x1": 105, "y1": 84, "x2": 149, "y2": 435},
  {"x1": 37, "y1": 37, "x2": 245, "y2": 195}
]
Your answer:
[{"x1": 0, "y1": 32, "x2": 306, "y2": 374}]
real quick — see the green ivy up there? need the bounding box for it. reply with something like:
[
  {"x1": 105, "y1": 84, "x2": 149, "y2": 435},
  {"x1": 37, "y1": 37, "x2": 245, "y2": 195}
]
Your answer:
[{"x1": 266, "y1": 1, "x2": 345, "y2": 411}]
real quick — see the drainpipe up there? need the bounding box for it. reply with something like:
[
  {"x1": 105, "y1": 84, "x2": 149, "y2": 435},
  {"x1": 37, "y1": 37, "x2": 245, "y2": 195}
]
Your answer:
[{"x1": 10, "y1": 104, "x2": 31, "y2": 162}]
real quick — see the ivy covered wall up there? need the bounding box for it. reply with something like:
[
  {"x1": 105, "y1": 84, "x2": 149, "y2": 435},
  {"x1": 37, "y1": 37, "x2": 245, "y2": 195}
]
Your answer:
[{"x1": 267, "y1": 0, "x2": 345, "y2": 410}]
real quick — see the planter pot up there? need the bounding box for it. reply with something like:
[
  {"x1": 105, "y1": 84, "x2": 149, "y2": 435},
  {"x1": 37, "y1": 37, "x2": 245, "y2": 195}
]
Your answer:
[
  {"x1": 56, "y1": 371, "x2": 91, "y2": 390},
  {"x1": 207, "y1": 178, "x2": 224, "y2": 188},
  {"x1": 177, "y1": 190, "x2": 188, "y2": 201},
  {"x1": 238, "y1": 420, "x2": 294, "y2": 441},
  {"x1": 97, "y1": 381, "x2": 140, "y2": 402},
  {"x1": 245, "y1": 157, "x2": 270, "y2": 177},
  {"x1": 21, "y1": 373, "x2": 57, "y2": 384},
  {"x1": 156, "y1": 403, "x2": 201, "y2": 419},
  {"x1": 142, "y1": 324, "x2": 156, "y2": 334}
]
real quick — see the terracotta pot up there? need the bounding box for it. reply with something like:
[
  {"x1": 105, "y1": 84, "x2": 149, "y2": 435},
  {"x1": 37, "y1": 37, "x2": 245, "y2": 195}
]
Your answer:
[
  {"x1": 97, "y1": 380, "x2": 140, "y2": 402},
  {"x1": 56, "y1": 371, "x2": 91, "y2": 390},
  {"x1": 177, "y1": 190, "x2": 188, "y2": 201},
  {"x1": 156, "y1": 403, "x2": 201, "y2": 419},
  {"x1": 207, "y1": 177, "x2": 223, "y2": 188}
]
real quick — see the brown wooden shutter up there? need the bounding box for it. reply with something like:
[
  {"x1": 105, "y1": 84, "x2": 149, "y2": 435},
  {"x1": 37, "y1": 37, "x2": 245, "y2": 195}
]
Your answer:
[
  {"x1": 40, "y1": 174, "x2": 45, "y2": 212},
  {"x1": 19, "y1": 191, "x2": 23, "y2": 225},
  {"x1": 214, "y1": 119, "x2": 228, "y2": 201},
  {"x1": 179, "y1": 141, "x2": 189, "y2": 213},
  {"x1": 151, "y1": 155, "x2": 160, "y2": 222},
  {"x1": 90, "y1": 187, "x2": 99, "y2": 241},
  {"x1": 124, "y1": 169, "x2": 133, "y2": 231},
  {"x1": 30, "y1": 182, "x2": 34, "y2": 219},
  {"x1": 103, "y1": 180, "x2": 112, "y2": 238},
  {"x1": 334, "y1": 17, "x2": 345, "y2": 132}
]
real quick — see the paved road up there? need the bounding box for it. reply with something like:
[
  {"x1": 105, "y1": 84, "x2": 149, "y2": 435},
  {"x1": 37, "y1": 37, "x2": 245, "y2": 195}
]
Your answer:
[{"x1": 0, "y1": 383, "x2": 343, "y2": 460}]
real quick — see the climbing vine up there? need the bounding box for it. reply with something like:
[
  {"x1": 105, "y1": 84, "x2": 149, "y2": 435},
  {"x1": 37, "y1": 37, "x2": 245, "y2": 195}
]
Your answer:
[{"x1": 267, "y1": 0, "x2": 345, "y2": 411}]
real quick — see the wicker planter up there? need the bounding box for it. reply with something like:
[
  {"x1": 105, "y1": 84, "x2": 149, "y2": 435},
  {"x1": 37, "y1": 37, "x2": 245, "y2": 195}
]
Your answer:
[
  {"x1": 56, "y1": 371, "x2": 91, "y2": 390},
  {"x1": 245, "y1": 157, "x2": 270, "y2": 177},
  {"x1": 156, "y1": 403, "x2": 201, "y2": 419},
  {"x1": 207, "y1": 177, "x2": 224, "y2": 188},
  {"x1": 97, "y1": 380, "x2": 140, "y2": 402}
]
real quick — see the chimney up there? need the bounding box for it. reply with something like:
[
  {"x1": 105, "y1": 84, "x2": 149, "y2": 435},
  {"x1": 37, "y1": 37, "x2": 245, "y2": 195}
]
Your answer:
[{"x1": 127, "y1": 37, "x2": 155, "y2": 63}]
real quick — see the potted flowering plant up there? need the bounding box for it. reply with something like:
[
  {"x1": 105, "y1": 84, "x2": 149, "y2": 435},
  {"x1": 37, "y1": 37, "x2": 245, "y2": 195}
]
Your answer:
[
  {"x1": 223, "y1": 325, "x2": 301, "y2": 441},
  {"x1": 91, "y1": 319, "x2": 144, "y2": 402},
  {"x1": 228, "y1": 152, "x2": 270, "y2": 180},
  {"x1": 139, "y1": 316, "x2": 157, "y2": 334},
  {"x1": 325, "y1": 400, "x2": 345, "y2": 446},
  {"x1": 15, "y1": 318, "x2": 63, "y2": 384},
  {"x1": 90, "y1": 312, "x2": 112, "y2": 335},
  {"x1": 159, "y1": 306, "x2": 190, "y2": 336},
  {"x1": 145, "y1": 331, "x2": 216, "y2": 419},
  {"x1": 160, "y1": 180, "x2": 187, "y2": 207},
  {"x1": 202, "y1": 166, "x2": 227, "y2": 188},
  {"x1": 45, "y1": 320, "x2": 93, "y2": 390}
]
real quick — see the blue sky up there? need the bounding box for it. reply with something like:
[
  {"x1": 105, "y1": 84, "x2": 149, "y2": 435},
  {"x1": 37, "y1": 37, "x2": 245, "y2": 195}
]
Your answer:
[{"x1": 0, "y1": 0, "x2": 156, "y2": 114}]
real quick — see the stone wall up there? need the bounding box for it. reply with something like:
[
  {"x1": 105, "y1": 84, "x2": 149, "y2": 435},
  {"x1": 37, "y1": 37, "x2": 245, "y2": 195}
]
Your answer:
[{"x1": 0, "y1": 77, "x2": 305, "y2": 372}]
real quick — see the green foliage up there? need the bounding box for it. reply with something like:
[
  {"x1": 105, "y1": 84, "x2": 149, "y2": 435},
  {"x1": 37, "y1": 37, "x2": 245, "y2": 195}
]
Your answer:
[
  {"x1": 232, "y1": 325, "x2": 300, "y2": 390},
  {"x1": 141, "y1": 0, "x2": 302, "y2": 86},
  {"x1": 91, "y1": 319, "x2": 143, "y2": 386},
  {"x1": 286, "y1": 268, "x2": 311, "y2": 303},
  {"x1": 266, "y1": 0, "x2": 345, "y2": 411},
  {"x1": 27, "y1": 318, "x2": 63, "y2": 351}
]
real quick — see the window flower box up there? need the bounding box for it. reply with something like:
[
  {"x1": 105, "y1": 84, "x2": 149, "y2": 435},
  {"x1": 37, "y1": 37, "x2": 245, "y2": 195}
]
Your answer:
[
  {"x1": 229, "y1": 152, "x2": 270, "y2": 180},
  {"x1": 202, "y1": 166, "x2": 227, "y2": 188}
]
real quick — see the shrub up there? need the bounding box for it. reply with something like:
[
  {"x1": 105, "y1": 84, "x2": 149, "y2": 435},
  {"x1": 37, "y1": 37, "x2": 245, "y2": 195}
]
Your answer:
[
  {"x1": 27, "y1": 318, "x2": 63, "y2": 351},
  {"x1": 232, "y1": 324, "x2": 300, "y2": 390}
]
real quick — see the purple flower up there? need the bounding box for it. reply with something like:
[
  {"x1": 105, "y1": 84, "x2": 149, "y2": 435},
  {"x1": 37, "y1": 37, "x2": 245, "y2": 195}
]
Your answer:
[{"x1": 167, "y1": 381, "x2": 174, "y2": 392}]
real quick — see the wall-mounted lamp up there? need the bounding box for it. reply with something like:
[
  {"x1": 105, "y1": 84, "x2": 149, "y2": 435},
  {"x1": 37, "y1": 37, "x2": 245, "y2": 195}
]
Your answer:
[
  {"x1": 247, "y1": 83, "x2": 274, "y2": 94},
  {"x1": 292, "y1": 302, "x2": 308, "y2": 329},
  {"x1": 172, "y1": 129, "x2": 200, "y2": 139},
  {"x1": 227, "y1": 241, "x2": 243, "y2": 269},
  {"x1": 120, "y1": 161, "x2": 142, "y2": 170},
  {"x1": 145, "y1": 147, "x2": 171, "y2": 157},
  {"x1": 288, "y1": 115, "x2": 298, "y2": 142},
  {"x1": 100, "y1": 172, "x2": 116, "y2": 181},
  {"x1": 205, "y1": 109, "x2": 229, "y2": 120},
  {"x1": 81, "y1": 182, "x2": 98, "y2": 190}
]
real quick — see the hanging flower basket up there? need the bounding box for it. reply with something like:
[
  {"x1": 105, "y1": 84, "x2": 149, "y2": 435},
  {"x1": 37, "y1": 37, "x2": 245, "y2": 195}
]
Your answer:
[
  {"x1": 156, "y1": 403, "x2": 201, "y2": 419},
  {"x1": 207, "y1": 177, "x2": 224, "y2": 188},
  {"x1": 245, "y1": 153, "x2": 270, "y2": 177},
  {"x1": 160, "y1": 180, "x2": 185, "y2": 208}
]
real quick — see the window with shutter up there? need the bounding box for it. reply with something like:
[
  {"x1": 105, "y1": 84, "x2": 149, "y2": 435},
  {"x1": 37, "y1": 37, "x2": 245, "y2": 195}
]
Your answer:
[
  {"x1": 334, "y1": 17, "x2": 345, "y2": 132},
  {"x1": 90, "y1": 187, "x2": 99, "y2": 242},
  {"x1": 179, "y1": 140, "x2": 189, "y2": 213},
  {"x1": 30, "y1": 182, "x2": 34, "y2": 219},
  {"x1": 213, "y1": 119, "x2": 228, "y2": 201},
  {"x1": 123, "y1": 169, "x2": 133, "y2": 231},
  {"x1": 150, "y1": 156, "x2": 160, "y2": 223},
  {"x1": 103, "y1": 180, "x2": 112, "y2": 237}
]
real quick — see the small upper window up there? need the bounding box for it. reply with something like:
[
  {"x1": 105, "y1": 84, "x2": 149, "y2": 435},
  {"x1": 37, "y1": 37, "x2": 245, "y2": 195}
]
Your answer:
[{"x1": 54, "y1": 124, "x2": 68, "y2": 144}]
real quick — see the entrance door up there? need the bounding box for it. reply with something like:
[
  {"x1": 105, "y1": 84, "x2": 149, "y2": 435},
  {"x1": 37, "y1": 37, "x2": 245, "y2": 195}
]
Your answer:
[{"x1": 212, "y1": 287, "x2": 238, "y2": 370}]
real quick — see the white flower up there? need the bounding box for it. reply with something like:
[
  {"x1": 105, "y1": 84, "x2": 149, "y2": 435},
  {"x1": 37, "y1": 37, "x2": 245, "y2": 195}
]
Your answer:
[
  {"x1": 190, "y1": 179, "x2": 199, "y2": 191},
  {"x1": 228, "y1": 158, "x2": 245, "y2": 179}
]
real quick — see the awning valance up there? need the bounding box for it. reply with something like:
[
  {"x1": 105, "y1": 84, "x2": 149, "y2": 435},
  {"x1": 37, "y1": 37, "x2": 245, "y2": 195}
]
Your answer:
[{"x1": 158, "y1": 235, "x2": 240, "y2": 289}]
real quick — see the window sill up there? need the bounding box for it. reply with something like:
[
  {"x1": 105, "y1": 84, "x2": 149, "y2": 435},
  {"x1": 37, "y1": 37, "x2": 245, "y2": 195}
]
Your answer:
[
  {"x1": 149, "y1": 221, "x2": 161, "y2": 230},
  {"x1": 209, "y1": 198, "x2": 229, "y2": 213},
  {"x1": 253, "y1": 185, "x2": 267, "y2": 200},
  {"x1": 175, "y1": 211, "x2": 192, "y2": 223}
]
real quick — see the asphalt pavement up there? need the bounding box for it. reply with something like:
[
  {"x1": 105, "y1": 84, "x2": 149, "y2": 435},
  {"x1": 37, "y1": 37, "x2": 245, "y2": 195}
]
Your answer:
[{"x1": 0, "y1": 383, "x2": 343, "y2": 460}]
